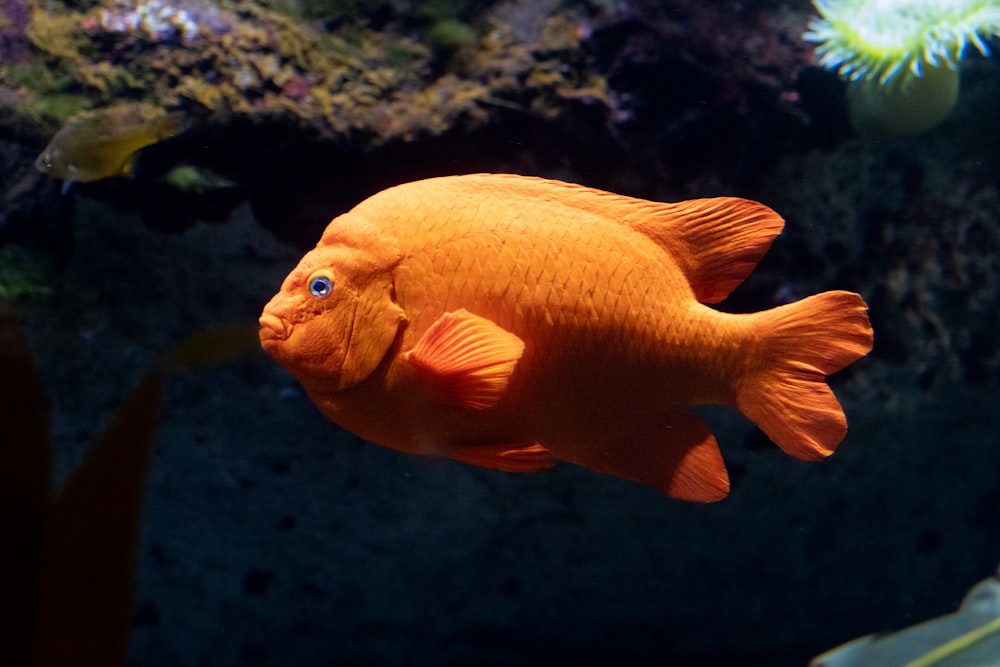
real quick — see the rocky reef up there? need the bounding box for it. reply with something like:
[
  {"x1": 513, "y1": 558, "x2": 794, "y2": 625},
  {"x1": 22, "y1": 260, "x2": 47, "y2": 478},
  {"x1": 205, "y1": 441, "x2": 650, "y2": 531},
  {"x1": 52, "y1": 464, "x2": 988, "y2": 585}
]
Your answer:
[{"x1": 1, "y1": 0, "x2": 820, "y2": 238}]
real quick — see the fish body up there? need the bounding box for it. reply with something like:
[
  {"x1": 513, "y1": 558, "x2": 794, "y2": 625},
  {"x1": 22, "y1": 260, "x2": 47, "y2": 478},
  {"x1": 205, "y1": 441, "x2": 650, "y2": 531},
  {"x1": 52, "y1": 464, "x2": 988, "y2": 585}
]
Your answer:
[
  {"x1": 35, "y1": 102, "x2": 184, "y2": 184},
  {"x1": 259, "y1": 174, "x2": 873, "y2": 501}
]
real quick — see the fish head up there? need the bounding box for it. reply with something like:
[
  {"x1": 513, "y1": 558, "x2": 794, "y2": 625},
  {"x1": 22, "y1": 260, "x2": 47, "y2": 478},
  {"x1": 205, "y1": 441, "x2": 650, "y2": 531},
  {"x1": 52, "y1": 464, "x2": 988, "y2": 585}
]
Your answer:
[
  {"x1": 259, "y1": 242, "x2": 406, "y2": 393},
  {"x1": 34, "y1": 144, "x2": 65, "y2": 179},
  {"x1": 35, "y1": 139, "x2": 90, "y2": 183}
]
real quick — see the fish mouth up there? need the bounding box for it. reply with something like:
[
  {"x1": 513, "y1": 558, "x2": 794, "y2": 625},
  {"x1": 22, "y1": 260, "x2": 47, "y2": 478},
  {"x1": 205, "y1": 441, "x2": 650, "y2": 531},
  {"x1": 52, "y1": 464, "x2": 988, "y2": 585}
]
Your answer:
[{"x1": 258, "y1": 312, "x2": 290, "y2": 344}]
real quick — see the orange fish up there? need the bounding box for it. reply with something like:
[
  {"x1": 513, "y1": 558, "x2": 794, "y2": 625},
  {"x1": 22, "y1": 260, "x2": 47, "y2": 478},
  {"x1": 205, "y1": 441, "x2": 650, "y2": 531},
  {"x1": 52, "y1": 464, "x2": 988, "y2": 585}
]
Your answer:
[{"x1": 259, "y1": 174, "x2": 873, "y2": 501}]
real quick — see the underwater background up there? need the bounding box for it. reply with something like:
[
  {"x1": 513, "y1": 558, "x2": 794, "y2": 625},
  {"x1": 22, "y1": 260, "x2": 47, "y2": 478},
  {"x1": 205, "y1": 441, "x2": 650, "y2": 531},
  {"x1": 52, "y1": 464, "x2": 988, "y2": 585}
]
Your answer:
[{"x1": 2, "y1": 0, "x2": 999, "y2": 665}]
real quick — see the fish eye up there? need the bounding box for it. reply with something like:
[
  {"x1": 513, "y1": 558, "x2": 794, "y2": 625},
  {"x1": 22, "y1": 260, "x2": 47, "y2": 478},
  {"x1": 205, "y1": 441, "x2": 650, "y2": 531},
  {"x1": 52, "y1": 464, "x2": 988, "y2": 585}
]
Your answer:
[{"x1": 307, "y1": 272, "x2": 334, "y2": 297}]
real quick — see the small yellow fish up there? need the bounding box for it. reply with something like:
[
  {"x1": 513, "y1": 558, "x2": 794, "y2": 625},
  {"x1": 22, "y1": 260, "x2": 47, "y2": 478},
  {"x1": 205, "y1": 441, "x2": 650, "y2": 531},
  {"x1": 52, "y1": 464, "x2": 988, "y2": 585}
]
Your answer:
[
  {"x1": 35, "y1": 102, "x2": 184, "y2": 184},
  {"x1": 259, "y1": 174, "x2": 873, "y2": 501}
]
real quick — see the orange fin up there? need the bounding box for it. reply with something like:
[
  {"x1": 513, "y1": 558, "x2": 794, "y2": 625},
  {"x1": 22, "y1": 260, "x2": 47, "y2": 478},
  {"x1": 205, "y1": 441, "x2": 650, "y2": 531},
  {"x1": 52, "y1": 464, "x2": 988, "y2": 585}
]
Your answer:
[
  {"x1": 579, "y1": 412, "x2": 730, "y2": 502},
  {"x1": 631, "y1": 197, "x2": 784, "y2": 303},
  {"x1": 736, "y1": 291, "x2": 874, "y2": 461},
  {"x1": 447, "y1": 442, "x2": 555, "y2": 473},
  {"x1": 449, "y1": 176, "x2": 780, "y2": 303},
  {"x1": 407, "y1": 309, "x2": 525, "y2": 409}
]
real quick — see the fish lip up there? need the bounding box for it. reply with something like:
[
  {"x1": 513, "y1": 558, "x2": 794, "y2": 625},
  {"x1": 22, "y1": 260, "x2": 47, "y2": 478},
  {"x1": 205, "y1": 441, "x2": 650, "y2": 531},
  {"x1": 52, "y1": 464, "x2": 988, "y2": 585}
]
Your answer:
[{"x1": 258, "y1": 312, "x2": 290, "y2": 343}]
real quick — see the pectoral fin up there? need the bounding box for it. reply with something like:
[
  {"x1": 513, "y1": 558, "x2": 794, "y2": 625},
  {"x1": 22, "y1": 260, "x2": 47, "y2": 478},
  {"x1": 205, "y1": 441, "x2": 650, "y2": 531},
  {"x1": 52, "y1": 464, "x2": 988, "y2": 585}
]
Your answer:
[
  {"x1": 407, "y1": 309, "x2": 524, "y2": 409},
  {"x1": 448, "y1": 442, "x2": 555, "y2": 473}
]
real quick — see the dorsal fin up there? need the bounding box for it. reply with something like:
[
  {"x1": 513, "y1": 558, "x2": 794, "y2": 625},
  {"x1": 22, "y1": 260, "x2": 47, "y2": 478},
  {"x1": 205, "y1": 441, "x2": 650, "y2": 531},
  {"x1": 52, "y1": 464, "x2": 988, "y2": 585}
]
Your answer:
[
  {"x1": 424, "y1": 175, "x2": 784, "y2": 303},
  {"x1": 628, "y1": 197, "x2": 784, "y2": 303}
]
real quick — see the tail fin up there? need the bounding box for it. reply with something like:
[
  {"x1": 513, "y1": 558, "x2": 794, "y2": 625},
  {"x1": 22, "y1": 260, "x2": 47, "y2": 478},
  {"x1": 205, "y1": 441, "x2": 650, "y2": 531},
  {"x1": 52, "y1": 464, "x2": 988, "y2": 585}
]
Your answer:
[{"x1": 735, "y1": 291, "x2": 873, "y2": 461}]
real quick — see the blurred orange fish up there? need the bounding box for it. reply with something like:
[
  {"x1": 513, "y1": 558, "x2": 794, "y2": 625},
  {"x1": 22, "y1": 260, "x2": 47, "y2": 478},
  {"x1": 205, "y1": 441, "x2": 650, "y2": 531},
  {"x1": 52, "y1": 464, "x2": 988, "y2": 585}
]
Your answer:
[{"x1": 259, "y1": 174, "x2": 873, "y2": 501}]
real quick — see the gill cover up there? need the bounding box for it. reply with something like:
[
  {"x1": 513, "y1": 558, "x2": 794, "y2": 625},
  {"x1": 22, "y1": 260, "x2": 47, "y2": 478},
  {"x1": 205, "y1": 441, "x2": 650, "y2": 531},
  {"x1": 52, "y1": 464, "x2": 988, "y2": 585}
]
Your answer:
[
  {"x1": 338, "y1": 272, "x2": 406, "y2": 389},
  {"x1": 307, "y1": 217, "x2": 405, "y2": 391}
]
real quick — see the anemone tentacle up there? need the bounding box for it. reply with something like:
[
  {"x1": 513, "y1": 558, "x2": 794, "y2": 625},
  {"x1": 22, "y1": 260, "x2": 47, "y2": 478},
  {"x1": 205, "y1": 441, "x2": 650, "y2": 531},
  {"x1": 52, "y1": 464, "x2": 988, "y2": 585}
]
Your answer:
[{"x1": 804, "y1": 0, "x2": 1000, "y2": 85}]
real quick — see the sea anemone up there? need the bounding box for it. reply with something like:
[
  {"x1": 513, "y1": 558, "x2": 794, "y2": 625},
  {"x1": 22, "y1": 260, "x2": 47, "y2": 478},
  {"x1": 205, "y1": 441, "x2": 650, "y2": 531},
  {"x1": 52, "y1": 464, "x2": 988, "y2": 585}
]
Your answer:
[{"x1": 804, "y1": 0, "x2": 1000, "y2": 135}]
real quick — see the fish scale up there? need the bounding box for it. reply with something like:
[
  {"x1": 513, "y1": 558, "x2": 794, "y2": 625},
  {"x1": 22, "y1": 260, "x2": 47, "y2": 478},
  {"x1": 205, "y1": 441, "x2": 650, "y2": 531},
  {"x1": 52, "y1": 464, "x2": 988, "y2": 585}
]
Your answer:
[
  {"x1": 260, "y1": 174, "x2": 873, "y2": 500},
  {"x1": 465, "y1": 210, "x2": 646, "y2": 361},
  {"x1": 381, "y1": 182, "x2": 692, "y2": 416}
]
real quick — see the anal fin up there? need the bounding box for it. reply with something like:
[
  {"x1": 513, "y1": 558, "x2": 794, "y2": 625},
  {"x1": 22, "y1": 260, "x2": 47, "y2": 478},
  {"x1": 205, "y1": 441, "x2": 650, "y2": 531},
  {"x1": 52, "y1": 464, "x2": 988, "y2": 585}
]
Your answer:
[
  {"x1": 584, "y1": 412, "x2": 730, "y2": 502},
  {"x1": 447, "y1": 442, "x2": 555, "y2": 473}
]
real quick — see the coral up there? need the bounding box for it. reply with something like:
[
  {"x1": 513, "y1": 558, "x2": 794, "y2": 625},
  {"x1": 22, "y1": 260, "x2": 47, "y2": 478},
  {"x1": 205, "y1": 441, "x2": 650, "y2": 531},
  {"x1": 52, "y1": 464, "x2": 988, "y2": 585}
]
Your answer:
[
  {"x1": 569, "y1": 1, "x2": 817, "y2": 194},
  {"x1": 91, "y1": 0, "x2": 235, "y2": 45},
  {"x1": 26, "y1": 6, "x2": 84, "y2": 58},
  {"x1": 3, "y1": 0, "x2": 610, "y2": 144}
]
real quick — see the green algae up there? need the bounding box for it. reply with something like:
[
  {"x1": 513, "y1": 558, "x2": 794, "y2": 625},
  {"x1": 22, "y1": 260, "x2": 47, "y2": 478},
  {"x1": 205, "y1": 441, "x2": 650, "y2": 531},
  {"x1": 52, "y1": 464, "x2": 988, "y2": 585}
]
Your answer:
[
  {"x1": 425, "y1": 18, "x2": 476, "y2": 54},
  {"x1": 0, "y1": 246, "x2": 53, "y2": 305},
  {"x1": 33, "y1": 93, "x2": 87, "y2": 125}
]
